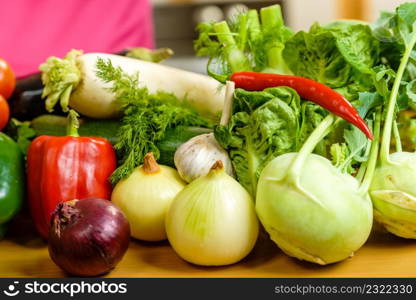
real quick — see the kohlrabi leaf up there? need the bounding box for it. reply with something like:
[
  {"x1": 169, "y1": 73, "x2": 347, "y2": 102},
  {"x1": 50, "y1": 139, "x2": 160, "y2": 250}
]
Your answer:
[{"x1": 6, "y1": 119, "x2": 36, "y2": 156}]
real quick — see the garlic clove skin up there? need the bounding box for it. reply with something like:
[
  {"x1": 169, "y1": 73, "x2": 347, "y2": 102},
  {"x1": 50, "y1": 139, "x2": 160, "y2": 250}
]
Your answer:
[{"x1": 174, "y1": 133, "x2": 234, "y2": 183}]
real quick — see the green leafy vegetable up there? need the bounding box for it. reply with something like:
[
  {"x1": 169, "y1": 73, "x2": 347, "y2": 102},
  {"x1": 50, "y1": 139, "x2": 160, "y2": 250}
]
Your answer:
[
  {"x1": 194, "y1": 4, "x2": 293, "y2": 82},
  {"x1": 214, "y1": 87, "x2": 325, "y2": 195},
  {"x1": 95, "y1": 58, "x2": 212, "y2": 184}
]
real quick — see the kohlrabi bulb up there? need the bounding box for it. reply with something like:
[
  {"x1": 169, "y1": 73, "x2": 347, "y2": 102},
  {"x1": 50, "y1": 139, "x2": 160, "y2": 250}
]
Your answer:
[
  {"x1": 370, "y1": 152, "x2": 416, "y2": 238},
  {"x1": 256, "y1": 153, "x2": 373, "y2": 265}
]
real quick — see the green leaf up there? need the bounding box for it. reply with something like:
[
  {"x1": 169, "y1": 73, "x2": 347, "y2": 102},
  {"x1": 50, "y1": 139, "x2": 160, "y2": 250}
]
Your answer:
[
  {"x1": 407, "y1": 79, "x2": 416, "y2": 105},
  {"x1": 95, "y1": 59, "x2": 212, "y2": 184},
  {"x1": 194, "y1": 4, "x2": 293, "y2": 81}
]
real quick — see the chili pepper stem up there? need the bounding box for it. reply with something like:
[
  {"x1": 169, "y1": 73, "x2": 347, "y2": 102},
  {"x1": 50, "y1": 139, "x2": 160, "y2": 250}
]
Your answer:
[{"x1": 66, "y1": 109, "x2": 80, "y2": 137}]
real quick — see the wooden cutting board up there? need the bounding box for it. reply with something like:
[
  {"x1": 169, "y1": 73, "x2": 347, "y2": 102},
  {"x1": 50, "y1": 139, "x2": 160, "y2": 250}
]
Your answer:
[{"x1": 0, "y1": 212, "x2": 414, "y2": 278}]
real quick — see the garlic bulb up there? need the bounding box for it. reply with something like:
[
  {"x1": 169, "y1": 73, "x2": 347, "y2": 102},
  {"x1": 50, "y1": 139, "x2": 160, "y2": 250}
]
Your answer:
[
  {"x1": 174, "y1": 133, "x2": 233, "y2": 182},
  {"x1": 111, "y1": 152, "x2": 186, "y2": 241},
  {"x1": 166, "y1": 160, "x2": 259, "y2": 266}
]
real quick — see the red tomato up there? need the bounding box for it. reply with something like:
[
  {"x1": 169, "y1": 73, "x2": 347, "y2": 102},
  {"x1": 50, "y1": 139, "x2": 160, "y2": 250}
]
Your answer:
[
  {"x1": 0, "y1": 58, "x2": 16, "y2": 99},
  {"x1": 0, "y1": 95, "x2": 10, "y2": 131}
]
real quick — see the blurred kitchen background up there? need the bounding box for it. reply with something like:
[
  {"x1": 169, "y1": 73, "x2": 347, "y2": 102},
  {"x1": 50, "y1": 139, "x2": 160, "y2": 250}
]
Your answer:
[{"x1": 151, "y1": 0, "x2": 409, "y2": 73}]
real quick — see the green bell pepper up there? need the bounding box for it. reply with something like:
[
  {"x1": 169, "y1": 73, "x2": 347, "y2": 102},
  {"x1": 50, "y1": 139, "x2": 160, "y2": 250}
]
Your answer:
[{"x1": 0, "y1": 132, "x2": 24, "y2": 231}]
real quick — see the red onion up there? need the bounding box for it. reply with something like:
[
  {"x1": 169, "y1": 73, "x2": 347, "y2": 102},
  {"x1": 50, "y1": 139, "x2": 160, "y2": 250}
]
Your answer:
[{"x1": 48, "y1": 198, "x2": 130, "y2": 276}]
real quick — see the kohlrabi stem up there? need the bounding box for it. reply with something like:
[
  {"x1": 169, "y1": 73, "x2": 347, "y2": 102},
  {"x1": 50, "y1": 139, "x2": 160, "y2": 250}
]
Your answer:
[
  {"x1": 359, "y1": 111, "x2": 381, "y2": 195},
  {"x1": 220, "y1": 81, "x2": 235, "y2": 126},
  {"x1": 380, "y1": 31, "x2": 416, "y2": 164},
  {"x1": 393, "y1": 120, "x2": 402, "y2": 152},
  {"x1": 213, "y1": 21, "x2": 251, "y2": 72},
  {"x1": 66, "y1": 109, "x2": 80, "y2": 137},
  {"x1": 355, "y1": 137, "x2": 373, "y2": 182},
  {"x1": 287, "y1": 114, "x2": 335, "y2": 182}
]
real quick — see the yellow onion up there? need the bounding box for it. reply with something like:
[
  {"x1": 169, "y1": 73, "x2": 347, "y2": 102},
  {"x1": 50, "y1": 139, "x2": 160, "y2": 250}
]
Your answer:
[
  {"x1": 112, "y1": 153, "x2": 186, "y2": 241},
  {"x1": 166, "y1": 160, "x2": 259, "y2": 266}
]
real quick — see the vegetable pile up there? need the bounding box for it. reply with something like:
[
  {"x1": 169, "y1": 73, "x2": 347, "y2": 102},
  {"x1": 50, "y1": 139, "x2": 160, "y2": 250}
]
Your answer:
[{"x1": 1, "y1": 2, "x2": 416, "y2": 275}]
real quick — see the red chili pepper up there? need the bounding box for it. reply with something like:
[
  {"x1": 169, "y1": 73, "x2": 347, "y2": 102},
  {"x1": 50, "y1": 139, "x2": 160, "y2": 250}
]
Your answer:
[
  {"x1": 27, "y1": 110, "x2": 116, "y2": 239},
  {"x1": 230, "y1": 72, "x2": 373, "y2": 139}
]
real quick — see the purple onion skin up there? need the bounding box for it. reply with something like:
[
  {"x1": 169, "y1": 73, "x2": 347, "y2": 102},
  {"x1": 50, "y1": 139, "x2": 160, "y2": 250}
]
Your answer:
[{"x1": 48, "y1": 198, "x2": 130, "y2": 277}]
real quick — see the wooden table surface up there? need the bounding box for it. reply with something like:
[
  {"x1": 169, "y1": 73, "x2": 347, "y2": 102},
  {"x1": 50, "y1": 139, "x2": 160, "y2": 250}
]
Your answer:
[{"x1": 0, "y1": 212, "x2": 415, "y2": 278}]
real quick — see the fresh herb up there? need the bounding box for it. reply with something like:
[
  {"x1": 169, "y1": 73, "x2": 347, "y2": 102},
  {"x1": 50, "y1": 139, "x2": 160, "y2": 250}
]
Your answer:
[{"x1": 95, "y1": 59, "x2": 212, "y2": 184}]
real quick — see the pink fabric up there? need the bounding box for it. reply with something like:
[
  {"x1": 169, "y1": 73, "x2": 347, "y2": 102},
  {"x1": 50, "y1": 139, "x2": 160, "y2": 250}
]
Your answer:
[{"x1": 0, "y1": 0, "x2": 154, "y2": 77}]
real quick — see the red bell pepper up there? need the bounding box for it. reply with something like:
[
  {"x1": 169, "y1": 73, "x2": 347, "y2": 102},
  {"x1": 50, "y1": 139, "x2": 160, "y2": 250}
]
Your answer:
[
  {"x1": 230, "y1": 71, "x2": 373, "y2": 139},
  {"x1": 27, "y1": 110, "x2": 116, "y2": 239}
]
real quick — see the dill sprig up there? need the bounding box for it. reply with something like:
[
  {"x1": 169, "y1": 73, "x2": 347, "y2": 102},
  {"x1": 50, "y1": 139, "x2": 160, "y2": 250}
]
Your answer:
[{"x1": 95, "y1": 58, "x2": 212, "y2": 184}]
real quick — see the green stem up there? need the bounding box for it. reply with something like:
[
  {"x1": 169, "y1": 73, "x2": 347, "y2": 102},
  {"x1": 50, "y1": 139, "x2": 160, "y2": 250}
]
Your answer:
[
  {"x1": 393, "y1": 120, "x2": 402, "y2": 152},
  {"x1": 66, "y1": 110, "x2": 80, "y2": 137},
  {"x1": 260, "y1": 5, "x2": 282, "y2": 70},
  {"x1": 40, "y1": 49, "x2": 82, "y2": 113},
  {"x1": 355, "y1": 137, "x2": 373, "y2": 182},
  {"x1": 380, "y1": 31, "x2": 416, "y2": 164},
  {"x1": 359, "y1": 110, "x2": 381, "y2": 195},
  {"x1": 126, "y1": 47, "x2": 174, "y2": 62},
  {"x1": 213, "y1": 21, "x2": 250, "y2": 72},
  {"x1": 287, "y1": 114, "x2": 335, "y2": 182}
]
